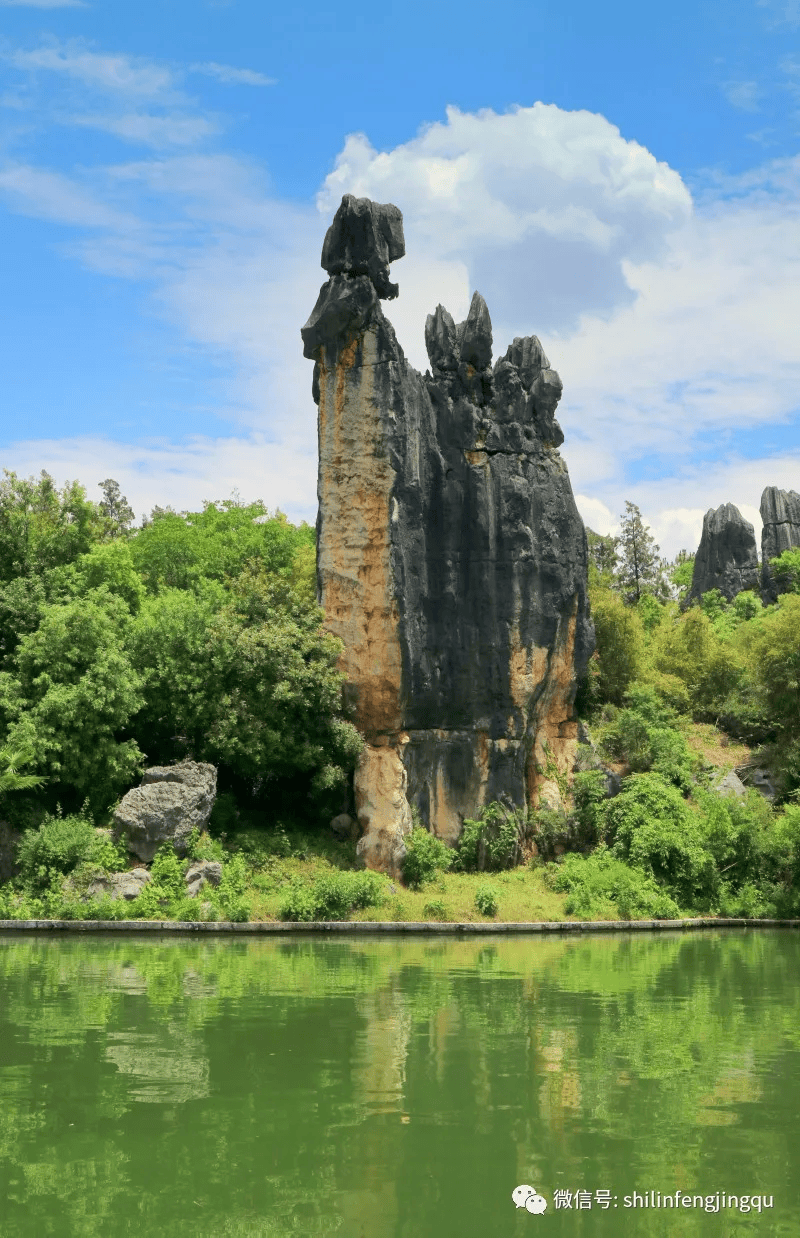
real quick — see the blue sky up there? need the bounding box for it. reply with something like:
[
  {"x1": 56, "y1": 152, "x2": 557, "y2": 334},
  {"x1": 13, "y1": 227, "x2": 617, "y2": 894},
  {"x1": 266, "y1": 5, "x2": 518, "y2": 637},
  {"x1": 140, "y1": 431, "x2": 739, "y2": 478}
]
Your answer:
[{"x1": 1, "y1": 0, "x2": 798, "y2": 557}]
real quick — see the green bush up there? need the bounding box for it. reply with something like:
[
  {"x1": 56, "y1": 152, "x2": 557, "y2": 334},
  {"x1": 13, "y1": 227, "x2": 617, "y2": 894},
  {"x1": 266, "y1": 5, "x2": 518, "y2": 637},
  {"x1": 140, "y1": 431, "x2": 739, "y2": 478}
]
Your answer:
[
  {"x1": 15, "y1": 809, "x2": 125, "y2": 891},
  {"x1": 474, "y1": 885, "x2": 499, "y2": 917},
  {"x1": 422, "y1": 898, "x2": 449, "y2": 920},
  {"x1": 402, "y1": 826, "x2": 452, "y2": 888},
  {"x1": 454, "y1": 802, "x2": 527, "y2": 872},
  {"x1": 571, "y1": 771, "x2": 608, "y2": 846},
  {"x1": 547, "y1": 846, "x2": 681, "y2": 920},
  {"x1": 279, "y1": 869, "x2": 386, "y2": 922},
  {"x1": 601, "y1": 773, "x2": 715, "y2": 907}
]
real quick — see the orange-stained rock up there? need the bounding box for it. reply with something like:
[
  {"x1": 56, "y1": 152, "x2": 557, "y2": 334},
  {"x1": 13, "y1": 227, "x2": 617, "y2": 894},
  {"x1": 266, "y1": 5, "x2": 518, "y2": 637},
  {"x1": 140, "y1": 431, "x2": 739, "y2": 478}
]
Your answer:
[{"x1": 303, "y1": 195, "x2": 594, "y2": 873}]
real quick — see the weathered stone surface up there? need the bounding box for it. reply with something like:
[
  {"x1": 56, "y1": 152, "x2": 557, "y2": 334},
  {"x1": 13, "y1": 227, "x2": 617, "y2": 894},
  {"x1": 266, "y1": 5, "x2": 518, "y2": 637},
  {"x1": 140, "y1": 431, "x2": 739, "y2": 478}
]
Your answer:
[
  {"x1": 712, "y1": 769, "x2": 747, "y2": 799},
  {"x1": 760, "y1": 486, "x2": 800, "y2": 601},
  {"x1": 85, "y1": 868, "x2": 151, "y2": 901},
  {"x1": 354, "y1": 744, "x2": 414, "y2": 875},
  {"x1": 0, "y1": 820, "x2": 21, "y2": 884},
  {"x1": 184, "y1": 860, "x2": 222, "y2": 898},
  {"x1": 329, "y1": 812, "x2": 356, "y2": 840},
  {"x1": 320, "y1": 193, "x2": 405, "y2": 300},
  {"x1": 115, "y1": 760, "x2": 217, "y2": 863},
  {"x1": 688, "y1": 503, "x2": 760, "y2": 603},
  {"x1": 303, "y1": 196, "x2": 593, "y2": 878}
]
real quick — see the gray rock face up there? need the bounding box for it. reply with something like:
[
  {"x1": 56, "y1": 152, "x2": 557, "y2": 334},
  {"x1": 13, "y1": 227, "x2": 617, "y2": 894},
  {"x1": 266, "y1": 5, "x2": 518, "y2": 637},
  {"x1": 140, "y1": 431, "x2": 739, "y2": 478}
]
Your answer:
[
  {"x1": 184, "y1": 860, "x2": 222, "y2": 898},
  {"x1": 115, "y1": 760, "x2": 217, "y2": 863},
  {"x1": 320, "y1": 193, "x2": 405, "y2": 300},
  {"x1": 329, "y1": 813, "x2": 357, "y2": 840},
  {"x1": 760, "y1": 486, "x2": 800, "y2": 601},
  {"x1": 85, "y1": 868, "x2": 151, "y2": 901},
  {"x1": 302, "y1": 195, "x2": 593, "y2": 875},
  {"x1": 712, "y1": 769, "x2": 747, "y2": 799},
  {"x1": 688, "y1": 503, "x2": 760, "y2": 603}
]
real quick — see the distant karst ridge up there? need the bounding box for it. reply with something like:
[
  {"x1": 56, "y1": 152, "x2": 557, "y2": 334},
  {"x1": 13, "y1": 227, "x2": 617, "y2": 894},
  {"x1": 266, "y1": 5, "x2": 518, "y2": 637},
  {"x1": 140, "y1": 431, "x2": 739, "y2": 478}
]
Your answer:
[{"x1": 302, "y1": 194, "x2": 593, "y2": 877}]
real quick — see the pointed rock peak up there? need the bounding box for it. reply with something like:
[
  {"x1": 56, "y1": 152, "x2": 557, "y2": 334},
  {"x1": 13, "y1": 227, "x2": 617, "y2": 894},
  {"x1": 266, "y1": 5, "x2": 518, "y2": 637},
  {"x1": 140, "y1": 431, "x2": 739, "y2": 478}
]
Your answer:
[
  {"x1": 761, "y1": 486, "x2": 800, "y2": 526},
  {"x1": 425, "y1": 304, "x2": 459, "y2": 371},
  {"x1": 501, "y1": 335, "x2": 550, "y2": 391},
  {"x1": 320, "y1": 194, "x2": 405, "y2": 299},
  {"x1": 707, "y1": 503, "x2": 753, "y2": 534},
  {"x1": 459, "y1": 291, "x2": 493, "y2": 371}
]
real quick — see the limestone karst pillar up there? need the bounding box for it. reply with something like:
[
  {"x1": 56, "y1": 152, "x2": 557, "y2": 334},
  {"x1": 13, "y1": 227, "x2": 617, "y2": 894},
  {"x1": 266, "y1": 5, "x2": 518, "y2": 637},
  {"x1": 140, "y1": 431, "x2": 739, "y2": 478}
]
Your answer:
[{"x1": 302, "y1": 194, "x2": 593, "y2": 876}]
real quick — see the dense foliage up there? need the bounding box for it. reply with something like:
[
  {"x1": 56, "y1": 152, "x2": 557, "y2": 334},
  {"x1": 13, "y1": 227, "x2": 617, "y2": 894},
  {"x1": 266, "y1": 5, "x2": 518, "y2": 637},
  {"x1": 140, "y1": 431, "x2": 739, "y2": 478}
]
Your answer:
[{"x1": 0, "y1": 473, "x2": 361, "y2": 832}]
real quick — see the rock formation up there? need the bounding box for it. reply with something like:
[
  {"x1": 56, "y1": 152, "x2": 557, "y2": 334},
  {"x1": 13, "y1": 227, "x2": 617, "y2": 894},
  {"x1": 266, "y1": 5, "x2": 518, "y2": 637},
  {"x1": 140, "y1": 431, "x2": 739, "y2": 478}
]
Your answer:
[
  {"x1": 302, "y1": 194, "x2": 593, "y2": 877},
  {"x1": 115, "y1": 759, "x2": 217, "y2": 863},
  {"x1": 760, "y1": 486, "x2": 800, "y2": 601},
  {"x1": 687, "y1": 503, "x2": 760, "y2": 604}
]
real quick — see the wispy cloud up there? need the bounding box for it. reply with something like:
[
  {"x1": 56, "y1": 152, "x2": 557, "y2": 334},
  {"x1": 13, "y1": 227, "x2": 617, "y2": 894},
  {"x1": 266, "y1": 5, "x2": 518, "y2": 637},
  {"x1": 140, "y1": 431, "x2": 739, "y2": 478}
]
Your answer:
[
  {"x1": 189, "y1": 62, "x2": 275, "y2": 87},
  {"x1": 7, "y1": 41, "x2": 175, "y2": 97},
  {"x1": 0, "y1": 162, "x2": 139, "y2": 228},
  {"x1": 63, "y1": 111, "x2": 221, "y2": 147},
  {"x1": 721, "y1": 79, "x2": 760, "y2": 111},
  {"x1": 758, "y1": 0, "x2": 800, "y2": 27}
]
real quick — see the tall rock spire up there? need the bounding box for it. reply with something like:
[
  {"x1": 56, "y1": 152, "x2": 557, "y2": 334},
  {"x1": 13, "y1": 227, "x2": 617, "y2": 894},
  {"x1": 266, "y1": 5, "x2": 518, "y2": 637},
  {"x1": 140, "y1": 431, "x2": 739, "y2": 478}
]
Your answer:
[{"x1": 302, "y1": 194, "x2": 593, "y2": 877}]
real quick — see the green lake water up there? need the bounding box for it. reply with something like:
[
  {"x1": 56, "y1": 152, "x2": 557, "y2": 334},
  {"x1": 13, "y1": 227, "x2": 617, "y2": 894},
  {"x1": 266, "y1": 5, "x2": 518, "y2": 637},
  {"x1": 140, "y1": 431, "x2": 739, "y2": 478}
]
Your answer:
[{"x1": 0, "y1": 930, "x2": 798, "y2": 1237}]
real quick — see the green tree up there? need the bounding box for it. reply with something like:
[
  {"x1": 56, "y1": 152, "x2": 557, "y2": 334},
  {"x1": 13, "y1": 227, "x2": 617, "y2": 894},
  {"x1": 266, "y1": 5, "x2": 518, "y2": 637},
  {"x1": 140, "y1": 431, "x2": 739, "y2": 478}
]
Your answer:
[
  {"x1": 0, "y1": 470, "x2": 105, "y2": 583},
  {"x1": 127, "y1": 563, "x2": 361, "y2": 801},
  {"x1": 584, "y1": 590, "x2": 645, "y2": 706},
  {"x1": 0, "y1": 589, "x2": 146, "y2": 814},
  {"x1": 586, "y1": 528, "x2": 619, "y2": 590},
  {"x1": 617, "y1": 502, "x2": 668, "y2": 604},
  {"x1": 97, "y1": 479, "x2": 135, "y2": 539},
  {"x1": 769, "y1": 548, "x2": 800, "y2": 595},
  {"x1": 668, "y1": 550, "x2": 695, "y2": 606},
  {"x1": 744, "y1": 594, "x2": 800, "y2": 794}
]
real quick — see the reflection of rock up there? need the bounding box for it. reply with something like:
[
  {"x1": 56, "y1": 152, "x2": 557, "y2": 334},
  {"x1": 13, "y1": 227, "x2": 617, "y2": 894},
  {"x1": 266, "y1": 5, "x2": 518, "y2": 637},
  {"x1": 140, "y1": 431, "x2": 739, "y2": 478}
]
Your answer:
[
  {"x1": 104, "y1": 1027, "x2": 209, "y2": 1103},
  {"x1": 688, "y1": 504, "x2": 760, "y2": 604},
  {"x1": 115, "y1": 759, "x2": 217, "y2": 863},
  {"x1": 304, "y1": 195, "x2": 592, "y2": 876}
]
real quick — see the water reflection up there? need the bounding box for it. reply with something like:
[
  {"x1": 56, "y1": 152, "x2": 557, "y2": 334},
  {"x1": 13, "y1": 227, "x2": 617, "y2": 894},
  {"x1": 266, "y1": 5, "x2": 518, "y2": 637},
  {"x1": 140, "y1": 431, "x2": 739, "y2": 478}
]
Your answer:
[{"x1": 0, "y1": 931, "x2": 797, "y2": 1236}]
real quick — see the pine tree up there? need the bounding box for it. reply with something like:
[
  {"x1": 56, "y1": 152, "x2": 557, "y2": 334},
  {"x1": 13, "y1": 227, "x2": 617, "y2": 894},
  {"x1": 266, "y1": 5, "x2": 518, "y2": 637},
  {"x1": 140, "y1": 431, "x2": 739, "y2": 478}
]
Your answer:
[
  {"x1": 616, "y1": 502, "x2": 667, "y2": 604},
  {"x1": 586, "y1": 528, "x2": 620, "y2": 589}
]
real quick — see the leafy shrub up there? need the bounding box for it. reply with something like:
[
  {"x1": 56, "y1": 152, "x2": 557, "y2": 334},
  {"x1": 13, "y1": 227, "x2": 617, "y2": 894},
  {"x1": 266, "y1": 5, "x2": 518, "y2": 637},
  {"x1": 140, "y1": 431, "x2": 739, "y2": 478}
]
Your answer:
[
  {"x1": 186, "y1": 828, "x2": 225, "y2": 863},
  {"x1": 571, "y1": 771, "x2": 608, "y2": 847},
  {"x1": 601, "y1": 774, "x2": 715, "y2": 907},
  {"x1": 474, "y1": 885, "x2": 499, "y2": 917},
  {"x1": 547, "y1": 846, "x2": 681, "y2": 920},
  {"x1": 15, "y1": 809, "x2": 125, "y2": 891},
  {"x1": 454, "y1": 802, "x2": 527, "y2": 872},
  {"x1": 422, "y1": 898, "x2": 449, "y2": 920},
  {"x1": 279, "y1": 869, "x2": 385, "y2": 921},
  {"x1": 402, "y1": 826, "x2": 452, "y2": 888}
]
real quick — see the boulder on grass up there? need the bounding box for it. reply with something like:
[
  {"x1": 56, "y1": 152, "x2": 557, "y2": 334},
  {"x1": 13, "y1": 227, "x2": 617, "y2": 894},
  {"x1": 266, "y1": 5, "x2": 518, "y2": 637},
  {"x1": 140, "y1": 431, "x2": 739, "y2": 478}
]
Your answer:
[
  {"x1": 115, "y1": 760, "x2": 217, "y2": 863},
  {"x1": 85, "y1": 868, "x2": 151, "y2": 901},
  {"x1": 184, "y1": 860, "x2": 222, "y2": 898}
]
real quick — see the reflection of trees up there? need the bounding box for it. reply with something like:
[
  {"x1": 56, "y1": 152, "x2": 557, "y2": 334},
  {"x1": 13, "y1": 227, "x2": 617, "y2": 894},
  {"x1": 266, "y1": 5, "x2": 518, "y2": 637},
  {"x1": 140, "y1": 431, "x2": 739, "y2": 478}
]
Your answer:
[{"x1": 0, "y1": 931, "x2": 798, "y2": 1235}]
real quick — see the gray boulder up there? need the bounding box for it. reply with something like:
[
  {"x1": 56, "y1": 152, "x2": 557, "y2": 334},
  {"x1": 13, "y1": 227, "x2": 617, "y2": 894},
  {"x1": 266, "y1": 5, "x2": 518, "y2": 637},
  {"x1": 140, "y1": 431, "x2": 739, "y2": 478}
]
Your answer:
[
  {"x1": 688, "y1": 504, "x2": 760, "y2": 604},
  {"x1": 330, "y1": 813, "x2": 357, "y2": 840},
  {"x1": 712, "y1": 769, "x2": 747, "y2": 799},
  {"x1": 760, "y1": 486, "x2": 800, "y2": 601},
  {"x1": 115, "y1": 760, "x2": 217, "y2": 863},
  {"x1": 320, "y1": 193, "x2": 405, "y2": 300},
  {"x1": 85, "y1": 868, "x2": 151, "y2": 901},
  {"x1": 184, "y1": 860, "x2": 222, "y2": 898}
]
